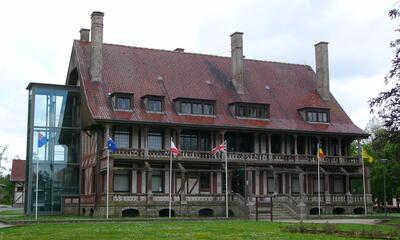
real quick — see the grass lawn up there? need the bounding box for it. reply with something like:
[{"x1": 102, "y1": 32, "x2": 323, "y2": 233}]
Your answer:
[
  {"x1": 0, "y1": 210, "x2": 23, "y2": 216},
  {"x1": 0, "y1": 220, "x2": 399, "y2": 240}
]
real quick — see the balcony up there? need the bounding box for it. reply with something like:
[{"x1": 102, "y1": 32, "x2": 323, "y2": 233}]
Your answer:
[
  {"x1": 104, "y1": 148, "x2": 360, "y2": 165},
  {"x1": 78, "y1": 192, "x2": 371, "y2": 207}
]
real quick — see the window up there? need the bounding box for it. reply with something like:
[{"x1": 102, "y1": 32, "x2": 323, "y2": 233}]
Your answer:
[
  {"x1": 181, "y1": 133, "x2": 198, "y2": 150},
  {"x1": 148, "y1": 130, "x2": 163, "y2": 150},
  {"x1": 203, "y1": 104, "x2": 214, "y2": 115},
  {"x1": 114, "y1": 172, "x2": 130, "y2": 192},
  {"x1": 114, "y1": 128, "x2": 130, "y2": 148},
  {"x1": 306, "y1": 110, "x2": 329, "y2": 123},
  {"x1": 235, "y1": 103, "x2": 269, "y2": 119},
  {"x1": 17, "y1": 186, "x2": 23, "y2": 192},
  {"x1": 200, "y1": 172, "x2": 210, "y2": 191},
  {"x1": 179, "y1": 101, "x2": 215, "y2": 115},
  {"x1": 291, "y1": 177, "x2": 300, "y2": 194},
  {"x1": 181, "y1": 102, "x2": 191, "y2": 114},
  {"x1": 116, "y1": 97, "x2": 131, "y2": 110},
  {"x1": 267, "y1": 177, "x2": 275, "y2": 194},
  {"x1": 313, "y1": 178, "x2": 324, "y2": 193},
  {"x1": 148, "y1": 99, "x2": 162, "y2": 112},
  {"x1": 152, "y1": 171, "x2": 163, "y2": 193},
  {"x1": 249, "y1": 107, "x2": 257, "y2": 118},
  {"x1": 334, "y1": 176, "x2": 344, "y2": 193}
]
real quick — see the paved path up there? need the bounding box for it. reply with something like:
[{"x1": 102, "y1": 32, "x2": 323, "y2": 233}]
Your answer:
[
  {"x1": 276, "y1": 219, "x2": 383, "y2": 225},
  {"x1": 0, "y1": 222, "x2": 12, "y2": 228}
]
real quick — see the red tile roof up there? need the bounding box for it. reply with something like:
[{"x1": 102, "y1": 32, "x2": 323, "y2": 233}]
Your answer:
[
  {"x1": 74, "y1": 40, "x2": 367, "y2": 136},
  {"x1": 10, "y1": 159, "x2": 25, "y2": 182}
]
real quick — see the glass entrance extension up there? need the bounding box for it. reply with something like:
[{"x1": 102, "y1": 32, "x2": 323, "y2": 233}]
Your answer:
[{"x1": 26, "y1": 83, "x2": 80, "y2": 214}]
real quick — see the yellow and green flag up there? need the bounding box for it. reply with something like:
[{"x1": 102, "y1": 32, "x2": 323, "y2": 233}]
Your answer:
[{"x1": 362, "y1": 148, "x2": 374, "y2": 163}]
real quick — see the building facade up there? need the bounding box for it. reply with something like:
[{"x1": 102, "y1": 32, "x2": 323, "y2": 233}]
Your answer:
[
  {"x1": 26, "y1": 12, "x2": 371, "y2": 218},
  {"x1": 11, "y1": 159, "x2": 25, "y2": 208}
]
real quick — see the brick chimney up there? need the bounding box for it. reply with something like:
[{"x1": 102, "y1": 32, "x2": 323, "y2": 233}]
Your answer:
[
  {"x1": 230, "y1": 32, "x2": 244, "y2": 94},
  {"x1": 90, "y1": 11, "x2": 104, "y2": 82},
  {"x1": 315, "y1": 42, "x2": 330, "y2": 101},
  {"x1": 79, "y1": 28, "x2": 90, "y2": 41}
]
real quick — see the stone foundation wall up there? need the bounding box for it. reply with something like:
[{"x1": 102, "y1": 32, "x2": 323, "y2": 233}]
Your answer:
[{"x1": 77, "y1": 202, "x2": 246, "y2": 218}]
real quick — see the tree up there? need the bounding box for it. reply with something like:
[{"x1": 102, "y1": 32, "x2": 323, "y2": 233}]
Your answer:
[
  {"x1": 370, "y1": 8, "x2": 400, "y2": 140},
  {"x1": 0, "y1": 145, "x2": 13, "y2": 205},
  {"x1": 0, "y1": 145, "x2": 7, "y2": 174},
  {"x1": 363, "y1": 119, "x2": 400, "y2": 209}
]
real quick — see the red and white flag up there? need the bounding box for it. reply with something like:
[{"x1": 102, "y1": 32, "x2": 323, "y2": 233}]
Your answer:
[
  {"x1": 211, "y1": 140, "x2": 227, "y2": 155},
  {"x1": 170, "y1": 140, "x2": 180, "y2": 156}
]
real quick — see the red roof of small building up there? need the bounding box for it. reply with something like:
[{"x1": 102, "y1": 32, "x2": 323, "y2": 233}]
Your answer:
[
  {"x1": 73, "y1": 40, "x2": 367, "y2": 136},
  {"x1": 10, "y1": 159, "x2": 25, "y2": 182}
]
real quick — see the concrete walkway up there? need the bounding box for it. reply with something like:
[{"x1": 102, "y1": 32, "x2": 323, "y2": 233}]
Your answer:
[
  {"x1": 276, "y1": 219, "x2": 383, "y2": 225},
  {"x1": 0, "y1": 222, "x2": 12, "y2": 228}
]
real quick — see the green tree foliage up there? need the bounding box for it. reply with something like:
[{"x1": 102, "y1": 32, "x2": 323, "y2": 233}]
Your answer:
[
  {"x1": 363, "y1": 119, "x2": 400, "y2": 208},
  {"x1": 0, "y1": 174, "x2": 14, "y2": 205},
  {"x1": 0, "y1": 145, "x2": 14, "y2": 205},
  {"x1": 370, "y1": 8, "x2": 400, "y2": 139}
]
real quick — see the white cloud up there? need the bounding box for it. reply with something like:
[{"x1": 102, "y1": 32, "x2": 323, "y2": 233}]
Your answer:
[
  {"x1": 331, "y1": 71, "x2": 393, "y2": 130},
  {"x1": 0, "y1": 0, "x2": 397, "y2": 172}
]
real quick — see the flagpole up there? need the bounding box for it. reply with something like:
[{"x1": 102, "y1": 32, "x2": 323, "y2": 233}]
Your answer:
[
  {"x1": 106, "y1": 147, "x2": 109, "y2": 219},
  {"x1": 317, "y1": 142, "x2": 321, "y2": 216},
  {"x1": 35, "y1": 150, "x2": 39, "y2": 220},
  {"x1": 169, "y1": 138, "x2": 173, "y2": 219},
  {"x1": 224, "y1": 148, "x2": 228, "y2": 218},
  {"x1": 361, "y1": 145, "x2": 367, "y2": 216}
]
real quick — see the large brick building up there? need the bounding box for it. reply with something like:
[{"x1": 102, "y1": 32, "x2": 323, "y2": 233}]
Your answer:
[{"x1": 25, "y1": 11, "x2": 371, "y2": 218}]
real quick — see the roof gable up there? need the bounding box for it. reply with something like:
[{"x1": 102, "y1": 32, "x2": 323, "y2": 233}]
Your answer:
[{"x1": 11, "y1": 159, "x2": 25, "y2": 182}]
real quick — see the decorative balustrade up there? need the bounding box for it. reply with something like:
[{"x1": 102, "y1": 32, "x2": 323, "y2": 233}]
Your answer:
[
  {"x1": 109, "y1": 193, "x2": 228, "y2": 204},
  {"x1": 95, "y1": 192, "x2": 371, "y2": 207},
  {"x1": 105, "y1": 148, "x2": 360, "y2": 165},
  {"x1": 304, "y1": 194, "x2": 372, "y2": 204}
]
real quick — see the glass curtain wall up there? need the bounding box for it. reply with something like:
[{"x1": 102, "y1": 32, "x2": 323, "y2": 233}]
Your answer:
[{"x1": 26, "y1": 84, "x2": 80, "y2": 214}]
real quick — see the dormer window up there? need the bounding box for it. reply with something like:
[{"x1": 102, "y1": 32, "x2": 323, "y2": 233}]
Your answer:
[
  {"x1": 231, "y1": 102, "x2": 269, "y2": 119},
  {"x1": 299, "y1": 108, "x2": 330, "y2": 123},
  {"x1": 148, "y1": 99, "x2": 162, "y2": 112},
  {"x1": 110, "y1": 93, "x2": 133, "y2": 111},
  {"x1": 116, "y1": 97, "x2": 131, "y2": 110},
  {"x1": 142, "y1": 95, "x2": 164, "y2": 113},
  {"x1": 174, "y1": 98, "x2": 215, "y2": 116}
]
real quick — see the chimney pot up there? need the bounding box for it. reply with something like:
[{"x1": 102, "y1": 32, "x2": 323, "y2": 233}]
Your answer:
[
  {"x1": 230, "y1": 32, "x2": 244, "y2": 94},
  {"x1": 79, "y1": 28, "x2": 90, "y2": 41},
  {"x1": 90, "y1": 11, "x2": 104, "y2": 82},
  {"x1": 314, "y1": 41, "x2": 330, "y2": 100}
]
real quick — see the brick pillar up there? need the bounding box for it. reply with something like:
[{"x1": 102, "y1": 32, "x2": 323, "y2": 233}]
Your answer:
[
  {"x1": 267, "y1": 134, "x2": 272, "y2": 160},
  {"x1": 131, "y1": 163, "x2": 137, "y2": 193},
  {"x1": 260, "y1": 134, "x2": 267, "y2": 153},
  {"x1": 263, "y1": 171, "x2": 267, "y2": 195},
  {"x1": 255, "y1": 170, "x2": 260, "y2": 195},
  {"x1": 147, "y1": 169, "x2": 152, "y2": 194},
  {"x1": 217, "y1": 171, "x2": 222, "y2": 193},
  {"x1": 273, "y1": 172, "x2": 279, "y2": 194},
  {"x1": 325, "y1": 173, "x2": 331, "y2": 204},
  {"x1": 281, "y1": 134, "x2": 285, "y2": 154},
  {"x1": 164, "y1": 165, "x2": 169, "y2": 194},
  {"x1": 247, "y1": 170, "x2": 253, "y2": 197}
]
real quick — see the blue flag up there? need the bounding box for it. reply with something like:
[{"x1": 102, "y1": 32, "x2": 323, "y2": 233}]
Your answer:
[
  {"x1": 38, "y1": 132, "x2": 49, "y2": 148},
  {"x1": 107, "y1": 137, "x2": 118, "y2": 153}
]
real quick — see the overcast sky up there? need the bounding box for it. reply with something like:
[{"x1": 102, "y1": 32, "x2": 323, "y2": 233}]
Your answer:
[{"x1": 0, "y1": 0, "x2": 397, "y2": 171}]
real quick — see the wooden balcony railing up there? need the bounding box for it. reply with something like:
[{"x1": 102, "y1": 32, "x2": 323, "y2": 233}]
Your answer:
[
  {"x1": 105, "y1": 148, "x2": 360, "y2": 165},
  {"x1": 99, "y1": 193, "x2": 371, "y2": 206}
]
